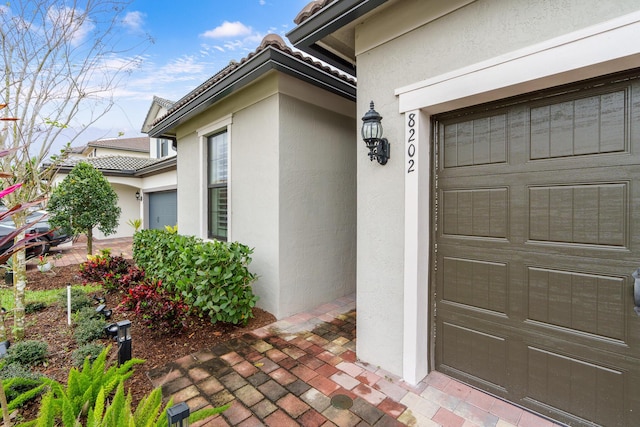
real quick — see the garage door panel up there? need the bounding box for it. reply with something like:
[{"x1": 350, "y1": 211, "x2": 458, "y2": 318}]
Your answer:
[
  {"x1": 526, "y1": 346, "x2": 626, "y2": 427},
  {"x1": 442, "y1": 257, "x2": 508, "y2": 314},
  {"x1": 530, "y1": 88, "x2": 628, "y2": 159},
  {"x1": 528, "y1": 183, "x2": 627, "y2": 247},
  {"x1": 443, "y1": 114, "x2": 508, "y2": 167},
  {"x1": 440, "y1": 322, "x2": 508, "y2": 389},
  {"x1": 435, "y1": 72, "x2": 640, "y2": 426},
  {"x1": 442, "y1": 187, "x2": 508, "y2": 238},
  {"x1": 527, "y1": 267, "x2": 625, "y2": 341}
]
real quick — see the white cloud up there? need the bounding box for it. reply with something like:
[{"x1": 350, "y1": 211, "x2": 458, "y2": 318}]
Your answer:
[
  {"x1": 122, "y1": 11, "x2": 145, "y2": 32},
  {"x1": 201, "y1": 21, "x2": 252, "y2": 39},
  {"x1": 46, "y1": 6, "x2": 95, "y2": 47},
  {"x1": 259, "y1": 0, "x2": 266, "y2": 5}
]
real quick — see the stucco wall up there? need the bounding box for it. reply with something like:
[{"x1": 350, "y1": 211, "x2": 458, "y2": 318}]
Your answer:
[
  {"x1": 353, "y1": 0, "x2": 640, "y2": 377},
  {"x1": 229, "y1": 94, "x2": 281, "y2": 317},
  {"x1": 175, "y1": 131, "x2": 204, "y2": 237},
  {"x1": 277, "y1": 94, "x2": 357, "y2": 317},
  {"x1": 96, "y1": 183, "x2": 141, "y2": 240},
  {"x1": 172, "y1": 71, "x2": 356, "y2": 318}
]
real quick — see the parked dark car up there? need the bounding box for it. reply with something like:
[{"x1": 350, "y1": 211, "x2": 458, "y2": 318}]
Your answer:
[
  {"x1": 24, "y1": 210, "x2": 72, "y2": 248},
  {"x1": 0, "y1": 223, "x2": 47, "y2": 264},
  {"x1": 0, "y1": 209, "x2": 71, "y2": 251}
]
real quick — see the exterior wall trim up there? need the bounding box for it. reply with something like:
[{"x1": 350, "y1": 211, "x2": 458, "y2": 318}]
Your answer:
[
  {"x1": 397, "y1": 10, "x2": 640, "y2": 384},
  {"x1": 395, "y1": 10, "x2": 640, "y2": 114}
]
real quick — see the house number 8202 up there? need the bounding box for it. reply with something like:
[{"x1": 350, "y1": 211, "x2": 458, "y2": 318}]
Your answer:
[{"x1": 407, "y1": 113, "x2": 416, "y2": 174}]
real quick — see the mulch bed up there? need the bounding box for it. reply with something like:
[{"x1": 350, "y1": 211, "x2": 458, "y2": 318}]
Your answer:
[{"x1": 5, "y1": 263, "x2": 275, "y2": 422}]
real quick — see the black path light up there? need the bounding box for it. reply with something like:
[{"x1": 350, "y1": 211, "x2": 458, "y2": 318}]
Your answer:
[
  {"x1": 116, "y1": 320, "x2": 132, "y2": 365},
  {"x1": 361, "y1": 101, "x2": 390, "y2": 165},
  {"x1": 95, "y1": 304, "x2": 112, "y2": 319},
  {"x1": 167, "y1": 402, "x2": 190, "y2": 427}
]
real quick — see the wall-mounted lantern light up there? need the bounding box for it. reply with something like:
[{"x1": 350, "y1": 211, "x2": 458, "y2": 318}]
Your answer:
[
  {"x1": 167, "y1": 402, "x2": 190, "y2": 427},
  {"x1": 135, "y1": 190, "x2": 142, "y2": 201},
  {"x1": 361, "y1": 101, "x2": 390, "y2": 165},
  {"x1": 116, "y1": 320, "x2": 132, "y2": 365}
]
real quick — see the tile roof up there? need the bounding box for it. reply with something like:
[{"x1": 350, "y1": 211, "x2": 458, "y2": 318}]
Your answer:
[
  {"x1": 152, "y1": 34, "x2": 355, "y2": 128},
  {"x1": 294, "y1": 0, "x2": 333, "y2": 24},
  {"x1": 67, "y1": 145, "x2": 86, "y2": 154},
  {"x1": 152, "y1": 96, "x2": 174, "y2": 110},
  {"x1": 57, "y1": 156, "x2": 161, "y2": 172},
  {"x1": 87, "y1": 136, "x2": 150, "y2": 152}
]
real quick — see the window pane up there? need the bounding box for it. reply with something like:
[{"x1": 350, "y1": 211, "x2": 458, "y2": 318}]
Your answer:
[
  {"x1": 208, "y1": 186, "x2": 227, "y2": 240},
  {"x1": 208, "y1": 132, "x2": 228, "y2": 185}
]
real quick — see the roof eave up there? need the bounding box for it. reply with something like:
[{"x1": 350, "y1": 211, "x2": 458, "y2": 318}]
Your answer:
[
  {"x1": 286, "y1": 0, "x2": 388, "y2": 74},
  {"x1": 54, "y1": 165, "x2": 137, "y2": 177},
  {"x1": 148, "y1": 47, "x2": 356, "y2": 138},
  {"x1": 134, "y1": 156, "x2": 176, "y2": 177}
]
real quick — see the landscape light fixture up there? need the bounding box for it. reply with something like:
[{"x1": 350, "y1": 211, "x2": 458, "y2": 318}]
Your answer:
[
  {"x1": 95, "y1": 304, "x2": 112, "y2": 319},
  {"x1": 116, "y1": 320, "x2": 132, "y2": 365},
  {"x1": 105, "y1": 323, "x2": 118, "y2": 339},
  {"x1": 167, "y1": 402, "x2": 190, "y2": 427},
  {"x1": 361, "y1": 101, "x2": 390, "y2": 165},
  {"x1": 135, "y1": 190, "x2": 142, "y2": 201}
]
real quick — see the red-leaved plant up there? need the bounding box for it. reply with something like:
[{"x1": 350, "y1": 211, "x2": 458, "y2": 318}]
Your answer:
[
  {"x1": 119, "y1": 279, "x2": 189, "y2": 330},
  {"x1": 79, "y1": 249, "x2": 130, "y2": 292}
]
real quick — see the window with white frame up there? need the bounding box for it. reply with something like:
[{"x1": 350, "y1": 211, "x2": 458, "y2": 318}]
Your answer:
[
  {"x1": 156, "y1": 138, "x2": 170, "y2": 158},
  {"x1": 207, "y1": 131, "x2": 228, "y2": 240}
]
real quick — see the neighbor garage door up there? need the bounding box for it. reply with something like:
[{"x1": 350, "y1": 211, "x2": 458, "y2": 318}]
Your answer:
[
  {"x1": 148, "y1": 190, "x2": 177, "y2": 230},
  {"x1": 434, "y1": 71, "x2": 640, "y2": 427}
]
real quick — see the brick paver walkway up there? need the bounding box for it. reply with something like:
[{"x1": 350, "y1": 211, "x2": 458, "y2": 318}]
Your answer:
[
  {"x1": 42, "y1": 236, "x2": 134, "y2": 267},
  {"x1": 147, "y1": 295, "x2": 562, "y2": 427},
  {"x1": 50, "y1": 237, "x2": 563, "y2": 426}
]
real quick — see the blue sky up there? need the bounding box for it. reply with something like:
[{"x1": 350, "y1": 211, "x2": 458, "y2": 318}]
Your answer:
[{"x1": 83, "y1": 0, "x2": 310, "y2": 142}]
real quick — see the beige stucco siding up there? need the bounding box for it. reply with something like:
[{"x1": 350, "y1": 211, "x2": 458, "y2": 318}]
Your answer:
[
  {"x1": 172, "y1": 71, "x2": 356, "y2": 318},
  {"x1": 278, "y1": 94, "x2": 357, "y2": 317},
  {"x1": 175, "y1": 131, "x2": 203, "y2": 237},
  {"x1": 230, "y1": 94, "x2": 281, "y2": 317},
  {"x1": 353, "y1": 0, "x2": 640, "y2": 377}
]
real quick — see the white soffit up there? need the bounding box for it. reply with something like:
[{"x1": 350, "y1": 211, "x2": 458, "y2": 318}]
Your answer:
[{"x1": 395, "y1": 10, "x2": 640, "y2": 114}]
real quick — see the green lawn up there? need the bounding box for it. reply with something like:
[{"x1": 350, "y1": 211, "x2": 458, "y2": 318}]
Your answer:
[{"x1": 0, "y1": 284, "x2": 102, "y2": 312}]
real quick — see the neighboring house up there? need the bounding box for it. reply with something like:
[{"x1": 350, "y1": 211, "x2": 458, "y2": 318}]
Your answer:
[
  {"x1": 140, "y1": 96, "x2": 178, "y2": 231},
  {"x1": 142, "y1": 96, "x2": 178, "y2": 160},
  {"x1": 53, "y1": 132, "x2": 177, "y2": 239},
  {"x1": 287, "y1": 1, "x2": 640, "y2": 426},
  {"x1": 147, "y1": 34, "x2": 357, "y2": 319},
  {"x1": 82, "y1": 136, "x2": 150, "y2": 158}
]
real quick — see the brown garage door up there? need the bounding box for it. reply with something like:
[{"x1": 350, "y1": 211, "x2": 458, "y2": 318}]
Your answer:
[{"x1": 434, "y1": 71, "x2": 640, "y2": 427}]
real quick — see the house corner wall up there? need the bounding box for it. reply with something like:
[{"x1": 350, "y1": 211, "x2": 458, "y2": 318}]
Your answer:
[
  {"x1": 277, "y1": 93, "x2": 357, "y2": 318},
  {"x1": 230, "y1": 94, "x2": 281, "y2": 317}
]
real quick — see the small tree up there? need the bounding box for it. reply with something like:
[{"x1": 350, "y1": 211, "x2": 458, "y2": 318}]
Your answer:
[{"x1": 48, "y1": 162, "x2": 121, "y2": 255}]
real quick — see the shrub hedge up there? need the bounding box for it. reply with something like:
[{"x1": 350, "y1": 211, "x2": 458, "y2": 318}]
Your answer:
[{"x1": 133, "y1": 230, "x2": 258, "y2": 325}]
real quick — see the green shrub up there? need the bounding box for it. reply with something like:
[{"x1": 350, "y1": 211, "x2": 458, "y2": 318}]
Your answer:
[
  {"x1": 74, "y1": 317, "x2": 107, "y2": 346},
  {"x1": 24, "y1": 301, "x2": 47, "y2": 314},
  {"x1": 73, "y1": 305, "x2": 103, "y2": 323},
  {"x1": 0, "y1": 362, "x2": 44, "y2": 382},
  {"x1": 5, "y1": 340, "x2": 48, "y2": 367},
  {"x1": 133, "y1": 229, "x2": 259, "y2": 325},
  {"x1": 59, "y1": 287, "x2": 93, "y2": 312},
  {"x1": 72, "y1": 343, "x2": 105, "y2": 367}
]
